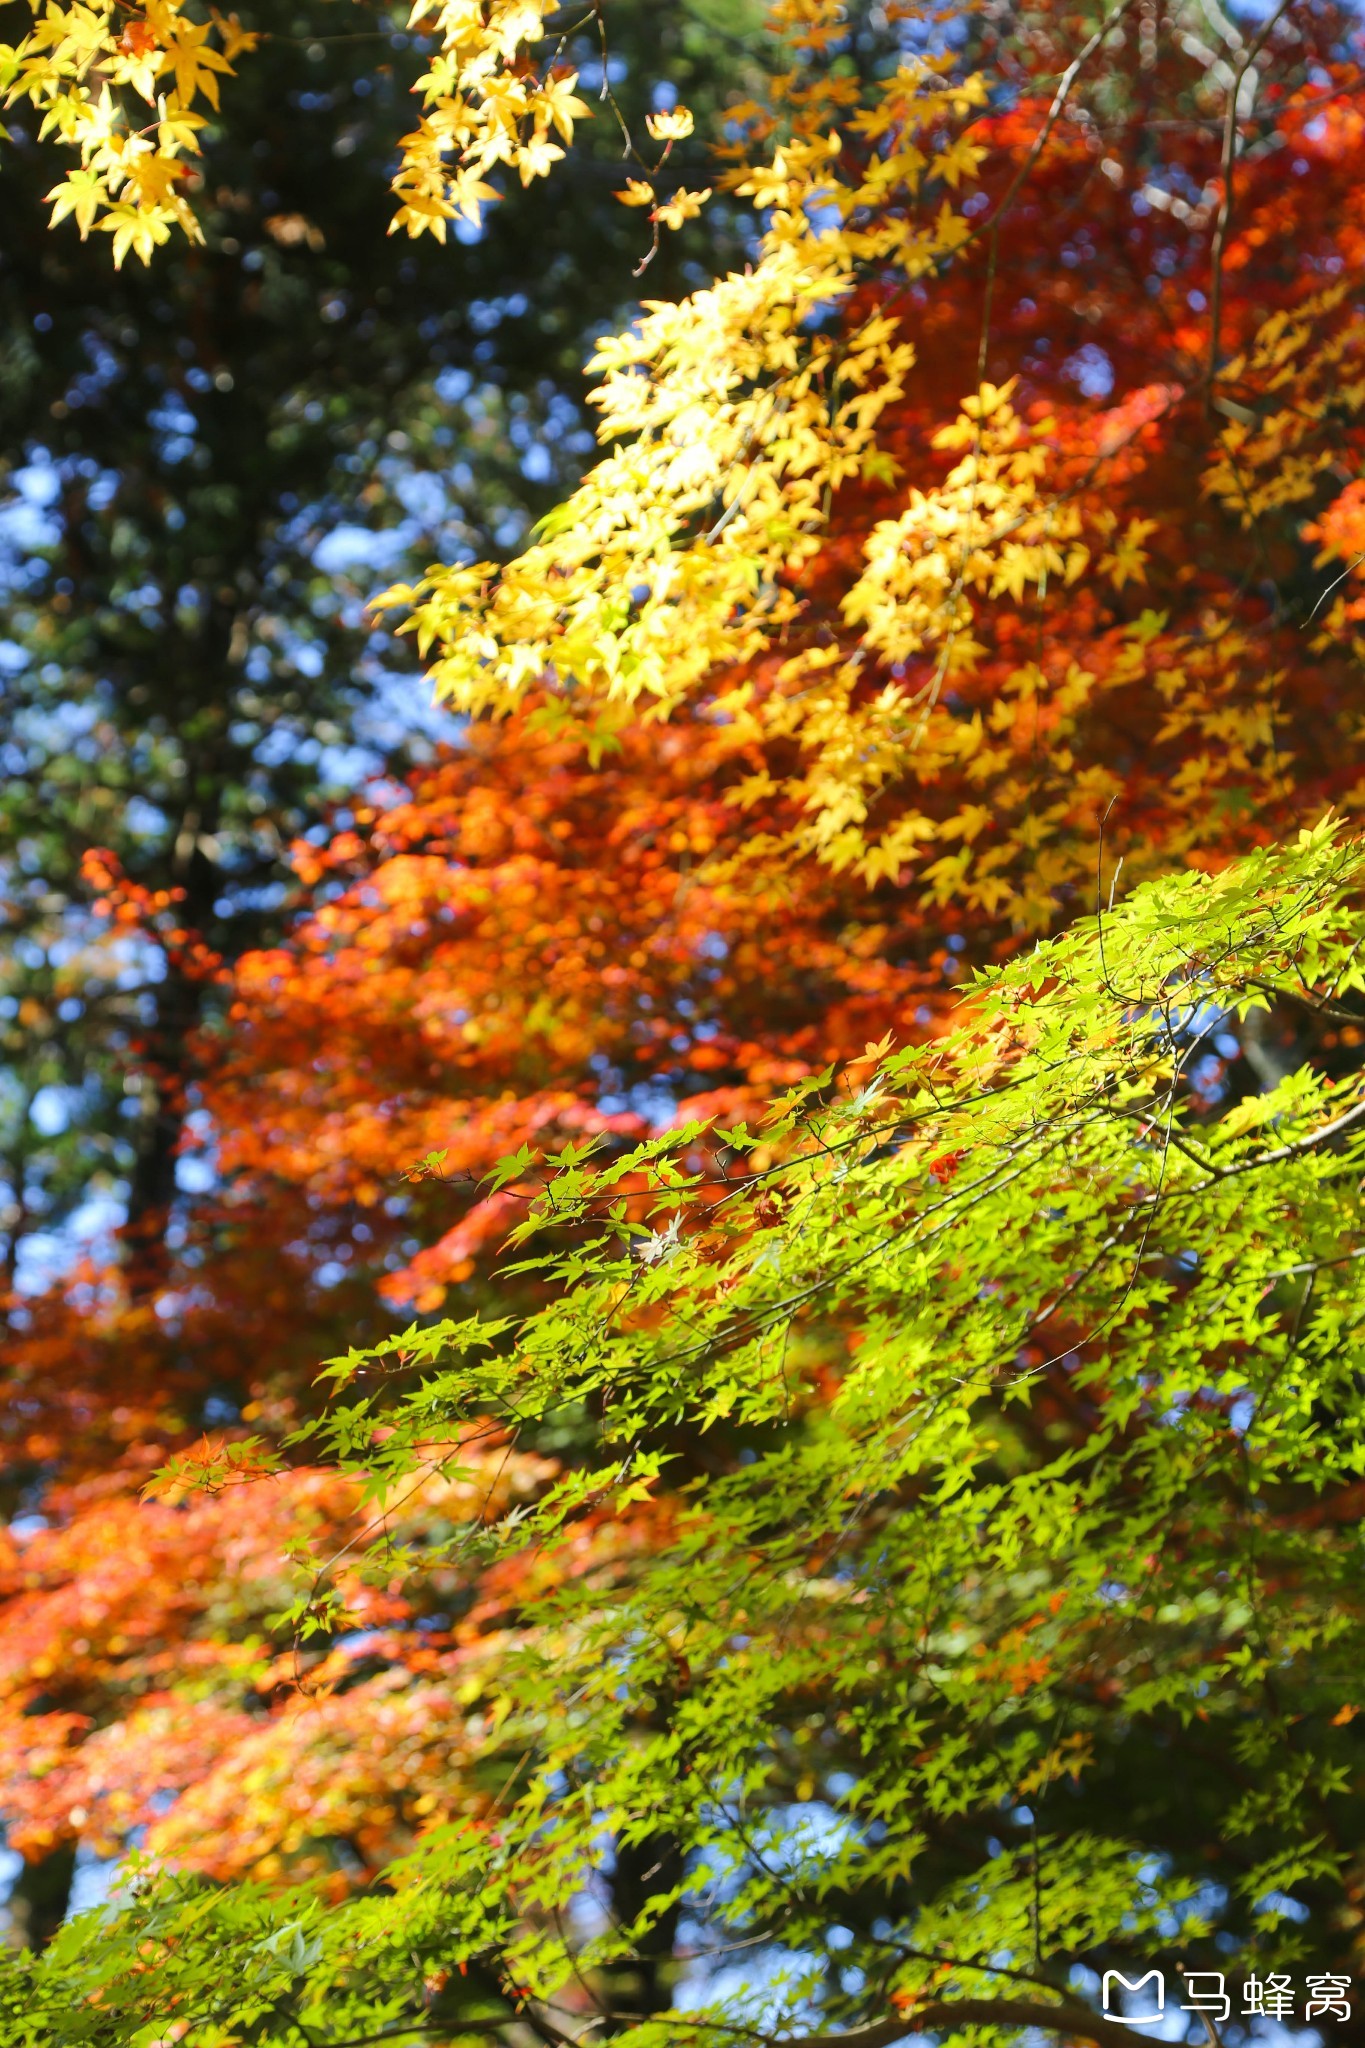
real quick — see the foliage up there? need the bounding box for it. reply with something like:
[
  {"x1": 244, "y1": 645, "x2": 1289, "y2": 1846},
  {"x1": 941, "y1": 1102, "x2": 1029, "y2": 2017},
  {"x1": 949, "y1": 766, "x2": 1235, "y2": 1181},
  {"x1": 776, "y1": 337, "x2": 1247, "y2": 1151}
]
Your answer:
[
  {"x1": 11, "y1": 822, "x2": 1365, "y2": 2041},
  {"x1": 1, "y1": 0, "x2": 579, "y2": 265},
  {"x1": 0, "y1": 0, "x2": 763, "y2": 1942},
  {"x1": 3, "y1": 0, "x2": 1365, "y2": 2044},
  {"x1": 0, "y1": 0, "x2": 750, "y2": 1303},
  {"x1": 0, "y1": 0, "x2": 734, "y2": 264},
  {"x1": 382, "y1": 6, "x2": 1365, "y2": 896}
]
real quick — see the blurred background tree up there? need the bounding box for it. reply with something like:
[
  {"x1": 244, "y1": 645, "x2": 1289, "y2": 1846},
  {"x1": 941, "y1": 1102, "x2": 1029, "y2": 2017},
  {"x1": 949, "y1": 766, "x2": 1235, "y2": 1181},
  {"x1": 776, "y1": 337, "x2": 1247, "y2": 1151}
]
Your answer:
[{"x1": 0, "y1": 0, "x2": 764, "y2": 1945}]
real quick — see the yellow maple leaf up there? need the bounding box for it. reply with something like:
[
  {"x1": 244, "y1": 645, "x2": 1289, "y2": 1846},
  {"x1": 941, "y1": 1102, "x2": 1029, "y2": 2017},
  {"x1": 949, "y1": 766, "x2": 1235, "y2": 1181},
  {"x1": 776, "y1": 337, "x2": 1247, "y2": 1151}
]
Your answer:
[
  {"x1": 653, "y1": 186, "x2": 711, "y2": 231},
  {"x1": 646, "y1": 106, "x2": 695, "y2": 142}
]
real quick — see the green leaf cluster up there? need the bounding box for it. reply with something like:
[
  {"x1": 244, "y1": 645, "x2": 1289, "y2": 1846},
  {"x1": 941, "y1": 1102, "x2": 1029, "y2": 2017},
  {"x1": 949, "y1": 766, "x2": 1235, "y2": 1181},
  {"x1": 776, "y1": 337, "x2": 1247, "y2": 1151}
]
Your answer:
[{"x1": 9, "y1": 819, "x2": 1365, "y2": 2043}]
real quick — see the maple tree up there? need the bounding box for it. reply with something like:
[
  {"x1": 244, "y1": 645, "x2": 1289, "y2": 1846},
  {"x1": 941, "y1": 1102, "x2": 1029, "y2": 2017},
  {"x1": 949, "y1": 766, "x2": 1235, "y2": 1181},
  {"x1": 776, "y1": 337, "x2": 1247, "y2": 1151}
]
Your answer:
[
  {"x1": 0, "y1": 0, "x2": 753, "y2": 1331},
  {"x1": 0, "y1": 0, "x2": 759, "y2": 1943},
  {"x1": 3, "y1": 0, "x2": 1365, "y2": 2045}
]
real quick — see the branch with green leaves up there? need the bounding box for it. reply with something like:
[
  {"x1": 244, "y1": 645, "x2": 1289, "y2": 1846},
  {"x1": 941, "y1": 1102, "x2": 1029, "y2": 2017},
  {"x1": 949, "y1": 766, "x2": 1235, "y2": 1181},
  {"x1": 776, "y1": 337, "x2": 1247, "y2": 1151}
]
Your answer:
[{"x1": 7, "y1": 817, "x2": 1365, "y2": 2044}]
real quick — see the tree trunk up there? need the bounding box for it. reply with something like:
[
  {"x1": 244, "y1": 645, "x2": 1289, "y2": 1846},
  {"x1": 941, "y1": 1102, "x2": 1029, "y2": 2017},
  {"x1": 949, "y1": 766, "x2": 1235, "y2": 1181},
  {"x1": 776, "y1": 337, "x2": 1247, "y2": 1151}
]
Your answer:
[
  {"x1": 603, "y1": 1827, "x2": 685, "y2": 2025},
  {"x1": 4, "y1": 1841, "x2": 76, "y2": 1951}
]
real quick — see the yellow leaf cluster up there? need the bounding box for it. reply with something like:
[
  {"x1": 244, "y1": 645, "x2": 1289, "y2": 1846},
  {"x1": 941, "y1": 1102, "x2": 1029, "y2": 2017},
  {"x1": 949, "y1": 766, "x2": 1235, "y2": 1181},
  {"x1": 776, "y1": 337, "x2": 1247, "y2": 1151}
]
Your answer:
[
  {"x1": 378, "y1": 10, "x2": 996, "y2": 874},
  {"x1": 376, "y1": 1, "x2": 1165, "y2": 889},
  {"x1": 0, "y1": 0, "x2": 600, "y2": 257},
  {"x1": 12, "y1": 0, "x2": 1341, "y2": 919},
  {"x1": 1206, "y1": 284, "x2": 1365, "y2": 527},
  {"x1": 393, "y1": 2, "x2": 594, "y2": 234},
  {"x1": 373, "y1": 0, "x2": 1336, "y2": 896},
  {"x1": 0, "y1": 0, "x2": 243, "y2": 264}
]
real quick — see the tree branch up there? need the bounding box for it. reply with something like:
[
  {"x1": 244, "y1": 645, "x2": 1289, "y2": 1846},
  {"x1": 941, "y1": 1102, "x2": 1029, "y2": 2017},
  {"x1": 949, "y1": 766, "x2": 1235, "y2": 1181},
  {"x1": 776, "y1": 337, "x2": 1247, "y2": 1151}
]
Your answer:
[
  {"x1": 1204, "y1": 0, "x2": 1294, "y2": 398},
  {"x1": 787, "y1": 1996, "x2": 1175, "y2": 2048}
]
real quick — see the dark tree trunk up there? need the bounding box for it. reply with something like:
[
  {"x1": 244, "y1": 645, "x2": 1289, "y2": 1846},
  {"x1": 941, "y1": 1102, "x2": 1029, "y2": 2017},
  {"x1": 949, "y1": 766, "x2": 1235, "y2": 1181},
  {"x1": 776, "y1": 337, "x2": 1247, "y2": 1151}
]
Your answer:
[
  {"x1": 603, "y1": 1828, "x2": 685, "y2": 2025},
  {"x1": 5, "y1": 1841, "x2": 76, "y2": 1951}
]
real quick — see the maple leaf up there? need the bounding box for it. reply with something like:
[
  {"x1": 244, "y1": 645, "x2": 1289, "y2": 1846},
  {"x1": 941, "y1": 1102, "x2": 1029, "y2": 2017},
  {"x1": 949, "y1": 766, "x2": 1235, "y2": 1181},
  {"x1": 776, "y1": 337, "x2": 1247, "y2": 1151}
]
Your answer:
[
  {"x1": 144, "y1": 1434, "x2": 282, "y2": 1501},
  {"x1": 652, "y1": 185, "x2": 711, "y2": 231},
  {"x1": 645, "y1": 106, "x2": 695, "y2": 141},
  {"x1": 209, "y1": 9, "x2": 260, "y2": 63},
  {"x1": 46, "y1": 165, "x2": 104, "y2": 237},
  {"x1": 516, "y1": 133, "x2": 563, "y2": 185},
  {"x1": 534, "y1": 70, "x2": 590, "y2": 143}
]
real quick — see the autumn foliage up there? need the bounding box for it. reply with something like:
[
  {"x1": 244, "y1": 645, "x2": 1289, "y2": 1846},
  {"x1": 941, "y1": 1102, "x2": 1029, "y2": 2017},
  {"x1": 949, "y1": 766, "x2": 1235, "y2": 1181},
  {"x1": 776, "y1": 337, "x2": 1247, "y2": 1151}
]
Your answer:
[{"x1": 5, "y1": 1, "x2": 1365, "y2": 2043}]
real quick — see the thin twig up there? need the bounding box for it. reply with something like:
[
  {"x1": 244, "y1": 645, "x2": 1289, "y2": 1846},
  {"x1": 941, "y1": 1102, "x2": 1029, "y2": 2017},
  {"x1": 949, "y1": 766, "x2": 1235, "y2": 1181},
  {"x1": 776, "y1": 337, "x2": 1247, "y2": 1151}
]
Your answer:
[
  {"x1": 1304, "y1": 552, "x2": 1365, "y2": 626},
  {"x1": 1205, "y1": 0, "x2": 1294, "y2": 400},
  {"x1": 972, "y1": 0, "x2": 1145, "y2": 382}
]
